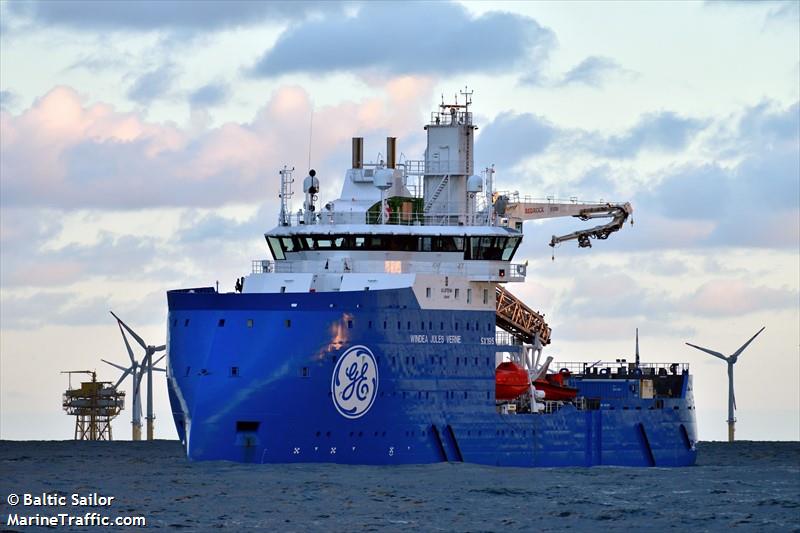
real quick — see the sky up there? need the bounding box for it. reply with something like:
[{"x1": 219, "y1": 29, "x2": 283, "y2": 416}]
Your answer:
[{"x1": 0, "y1": 0, "x2": 798, "y2": 442}]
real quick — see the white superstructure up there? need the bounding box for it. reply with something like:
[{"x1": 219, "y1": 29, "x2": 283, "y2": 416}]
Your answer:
[{"x1": 245, "y1": 92, "x2": 632, "y2": 307}]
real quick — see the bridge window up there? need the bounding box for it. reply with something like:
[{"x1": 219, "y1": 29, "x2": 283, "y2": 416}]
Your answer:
[
  {"x1": 464, "y1": 236, "x2": 521, "y2": 261},
  {"x1": 265, "y1": 233, "x2": 469, "y2": 256},
  {"x1": 483, "y1": 289, "x2": 489, "y2": 305},
  {"x1": 502, "y1": 237, "x2": 521, "y2": 260},
  {"x1": 467, "y1": 288, "x2": 472, "y2": 303},
  {"x1": 267, "y1": 237, "x2": 285, "y2": 260}
]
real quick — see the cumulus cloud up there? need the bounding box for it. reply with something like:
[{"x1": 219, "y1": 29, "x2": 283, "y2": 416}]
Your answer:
[
  {"x1": 476, "y1": 112, "x2": 556, "y2": 169},
  {"x1": 679, "y1": 279, "x2": 798, "y2": 317},
  {"x1": 0, "y1": 217, "x2": 163, "y2": 288},
  {"x1": 6, "y1": 0, "x2": 341, "y2": 32},
  {"x1": 1, "y1": 288, "x2": 168, "y2": 330},
  {"x1": 0, "y1": 89, "x2": 18, "y2": 110},
  {"x1": 127, "y1": 64, "x2": 178, "y2": 104},
  {"x1": 250, "y1": 2, "x2": 555, "y2": 79},
  {"x1": 558, "y1": 56, "x2": 633, "y2": 87},
  {"x1": 705, "y1": 0, "x2": 800, "y2": 26},
  {"x1": 635, "y1": 100, "x2": 799, "y2": 248},
  {"x1": 0, "y1": 77, "x2": 436, "y2": 210},
  {"x1": 541, "y1": 263, "x2": 797, "y2": 337},
  {"x1": 189, "y1": 81, "x2": 230, "y2": 108},
  {"x1": 593, "y1": 111, "x2": 709, "y2": 158}
]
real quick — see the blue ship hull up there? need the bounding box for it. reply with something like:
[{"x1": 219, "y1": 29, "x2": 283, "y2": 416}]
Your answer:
[{"x1": 166, "y1": 287, "x2": 697, "y2": 467}]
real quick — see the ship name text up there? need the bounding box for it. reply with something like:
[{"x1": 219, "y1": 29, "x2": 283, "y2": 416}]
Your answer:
[{"x1": 409, "y1": 334, "x2": 462, "y2": 344}]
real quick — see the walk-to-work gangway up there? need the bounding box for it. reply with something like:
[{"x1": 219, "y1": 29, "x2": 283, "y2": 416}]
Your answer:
[{"x1": 495, "y1": 285, "x2": 552, "y2": 345}]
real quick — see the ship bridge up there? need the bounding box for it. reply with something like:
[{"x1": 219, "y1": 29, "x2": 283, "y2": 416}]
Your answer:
[{"x1": 248, "y1": 90, "x2": 632, "y2": 347}]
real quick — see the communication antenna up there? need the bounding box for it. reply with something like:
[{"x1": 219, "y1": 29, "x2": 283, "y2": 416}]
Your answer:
[{"x1": 307, "y1": 105, "x2": 314, "y2": 171}]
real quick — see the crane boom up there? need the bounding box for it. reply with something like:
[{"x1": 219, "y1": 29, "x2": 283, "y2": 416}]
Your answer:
[{"x1": 500, "y1": 197, "x2": 633, "y2": 248}]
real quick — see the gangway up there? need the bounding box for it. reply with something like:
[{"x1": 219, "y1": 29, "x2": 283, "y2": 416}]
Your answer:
[{"x1": 495, "y1": 285, "x2": 552, "y2": 345}]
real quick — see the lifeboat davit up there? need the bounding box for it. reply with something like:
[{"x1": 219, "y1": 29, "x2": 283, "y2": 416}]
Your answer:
[
  {"x1": 533, "y1": 369, "x2": 578, "y2": 401},
  {"x1": 495, "y1": 362, "x2": 530, "y2": 401}
]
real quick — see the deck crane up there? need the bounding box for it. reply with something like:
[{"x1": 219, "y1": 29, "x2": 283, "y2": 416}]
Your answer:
[{"x1": 495, "y1": 194, "x2": 633, "y2": 248}]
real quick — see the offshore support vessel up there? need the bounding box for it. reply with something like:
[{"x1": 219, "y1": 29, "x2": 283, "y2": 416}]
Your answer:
[{"x1": 167, "y1": 91, "x2": 697, "y2": 467}]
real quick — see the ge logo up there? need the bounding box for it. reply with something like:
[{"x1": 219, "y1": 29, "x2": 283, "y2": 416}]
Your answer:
[{"x1": 331, "y1": 345, "x2": 379, "y2": 419}]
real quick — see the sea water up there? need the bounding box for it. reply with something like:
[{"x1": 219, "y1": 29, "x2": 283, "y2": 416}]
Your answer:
[{"x1": 1, "y1": 441, "x2": 798, "y2": 531}]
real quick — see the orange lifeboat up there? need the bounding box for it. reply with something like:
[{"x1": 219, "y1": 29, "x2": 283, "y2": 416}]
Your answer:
[
  {"x1": 533, "y1": 369, "x2": 578, "y2": 401},
  {"x1": 495, "y1": 362, "x2": 530, "y2": 401}
]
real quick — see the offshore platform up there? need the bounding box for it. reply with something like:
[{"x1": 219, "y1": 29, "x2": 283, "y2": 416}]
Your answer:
[{"x1": 61, "y1": 370, "x2": 125, "y2": 441}]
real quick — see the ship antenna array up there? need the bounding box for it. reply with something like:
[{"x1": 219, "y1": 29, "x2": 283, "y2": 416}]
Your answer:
[
  {"x1": 307, "y1": 105, "x2": 314, "y2": 171},
  {"x1": 278, "y1": 166, "x2": 295, "y2": 226},
  {"x1": 460, "y1": 86, "x2": 473, "y2": 110}
]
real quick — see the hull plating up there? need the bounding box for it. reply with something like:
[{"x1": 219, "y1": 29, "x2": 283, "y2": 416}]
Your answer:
[{"x1": 166, "y1": 288, "x2": 697, "y2": 467}]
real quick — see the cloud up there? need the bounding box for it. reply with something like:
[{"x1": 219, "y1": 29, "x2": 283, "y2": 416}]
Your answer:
[
  {"x1": 541, "y1": 263, "x2": 797, "y2": 334},
  {"x1": 704, "y1": 0, "x2": 800, "y2": 26},
  {"x1": 127, "y1": 64, "x2": 178, "y2": 104},
  {"x1": 0, "y1": 89, "x2": 18, "y2": 110},
  {"x1": 476, "y1": 112, "x2": 556, "y2": 169},
  {"x1": 189, "y1": 81, "x2": 230, "y2": 108},
  {"x1": 1, "y1": 289, "x2": 168, "y2": 330},
  {"x1": 679, "y1": 279, "x2": 798, "y2": 317},
  {"x1": 0, "y1": 219, "x2": 163, "y2": 288},
  {"x1": 558, "y1": 56, "x2": 633, "y2": 87},
  {"x1": 0, "y1": 78, "x2": 435, "y2": 210},
  {"x1": 6, "y1": 1, "x2": 341, "y2": 32},
  {"x1": 594, "y1": 111, "x2": 708, "y2": 158},
  {"x1": 634, "y1": 101, "x2": 799, "y2": 248},
  {"x1": 250, "y1": 2, "x2": 555, "y2": 78}
]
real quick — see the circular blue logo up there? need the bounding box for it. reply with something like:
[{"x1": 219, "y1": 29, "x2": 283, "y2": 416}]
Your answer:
[{"x1": 331, "y1": 345, "x2": 379, "y2": 419}]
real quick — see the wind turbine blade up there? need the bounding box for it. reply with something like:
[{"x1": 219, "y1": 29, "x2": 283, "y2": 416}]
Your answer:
[
  {"x1": 732, "y1": 327, "x2": 765, "y2": 359},
  {"x1": 152, "y1": 367, "x2": 166, "y2": 373},
  {"x1": 154, "y1": 345, "x2": 166, "y2": 352},
  {"x1": 733, "y1": 390, "x2": 737, "y2": 411},
  {"x1": 110, "y1": 311, "x2": 147, "y2": 351},
  {"x1": 116, "y1": 321, "x2": 137, "y2": 366},
  {"x1": 152, "y1": 354, "x2": 166, "y2": 367},
  {"x1": 114, "y1": 367, "x2": 133, "y2": 389},
  {"x1": 685, "y1": 342, "x2": 727, "y2": 361},
  {"x1": 101, "y1": 359, "x2": 128, "y2": 372}
]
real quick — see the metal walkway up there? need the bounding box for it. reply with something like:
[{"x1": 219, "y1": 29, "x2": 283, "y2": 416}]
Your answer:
[{"x1": 495, "y1": 285, "x2": 552, "y2": 345}]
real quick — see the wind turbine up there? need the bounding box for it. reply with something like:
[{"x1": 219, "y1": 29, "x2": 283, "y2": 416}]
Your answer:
[
  {"x1": 686, "y1": 327, "x2": 765, "y2": 442},
  {"x1": 103, "y1": 312, "x2": 165, "y2": 441}
]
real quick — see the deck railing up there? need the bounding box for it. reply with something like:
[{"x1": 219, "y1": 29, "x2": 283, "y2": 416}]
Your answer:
[
  {"x1": 552, "y1": 361, "x2": 690, "y2": 376},
  {"x1": 251, "y1": 259, "x2": 528, "y2": 278}
]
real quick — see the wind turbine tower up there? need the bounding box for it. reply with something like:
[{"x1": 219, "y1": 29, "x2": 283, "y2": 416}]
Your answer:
[
  {"x1": 686, "y1": 327, "x2": 765, "y2": 442},
  {"x1": 103, "y1": 312, "x2": 166, "y2": 441}
]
